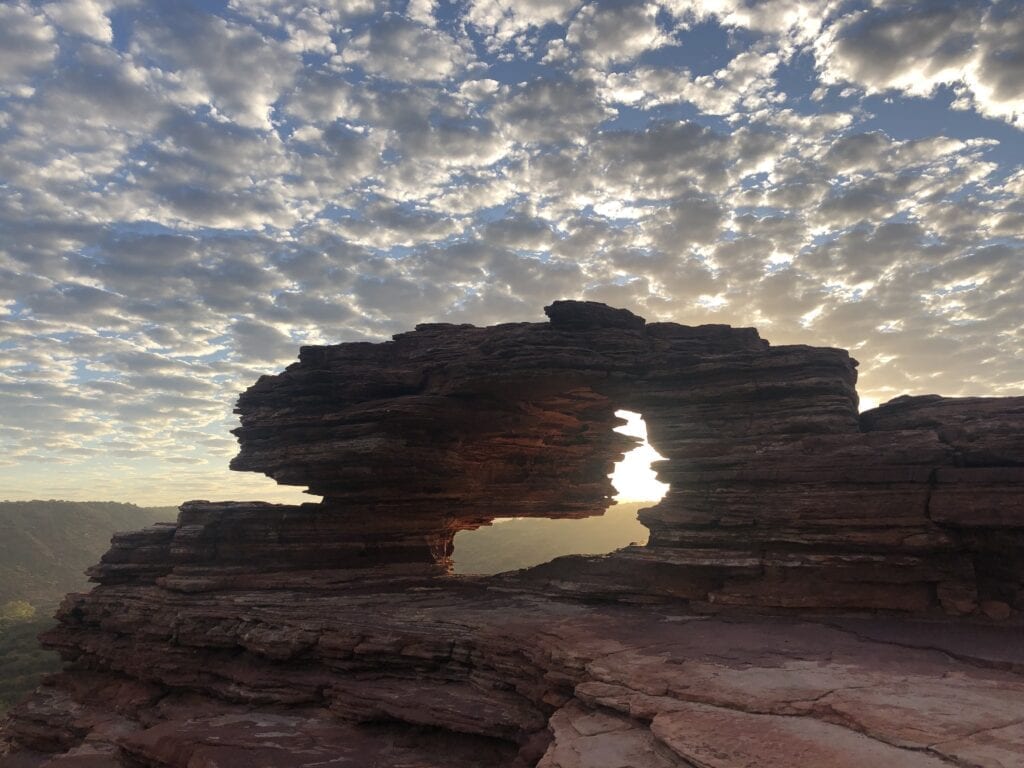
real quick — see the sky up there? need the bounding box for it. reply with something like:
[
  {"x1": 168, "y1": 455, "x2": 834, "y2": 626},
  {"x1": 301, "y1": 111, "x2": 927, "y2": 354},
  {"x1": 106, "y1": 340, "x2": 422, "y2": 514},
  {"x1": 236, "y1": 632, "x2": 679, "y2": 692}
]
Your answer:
[{"x1": 0, "y1": 0, "x2": 1022, "y2": 506}]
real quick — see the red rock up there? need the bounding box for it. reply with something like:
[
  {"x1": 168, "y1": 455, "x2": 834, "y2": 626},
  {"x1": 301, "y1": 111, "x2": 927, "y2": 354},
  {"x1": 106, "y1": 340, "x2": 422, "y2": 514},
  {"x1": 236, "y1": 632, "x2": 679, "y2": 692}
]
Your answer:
[
  {"x1": 5, "y1": 590, "x2": 1024, "y2": 767},
  {"x1": 5, "y1": 301, "x2": 1024, "y2": 767},
  {"x1": 650, "y1": 702, "x2": 952, "y2": 767},
  {"x1": 218, "y1": 302, "x2": 1024, "y2": 613}
]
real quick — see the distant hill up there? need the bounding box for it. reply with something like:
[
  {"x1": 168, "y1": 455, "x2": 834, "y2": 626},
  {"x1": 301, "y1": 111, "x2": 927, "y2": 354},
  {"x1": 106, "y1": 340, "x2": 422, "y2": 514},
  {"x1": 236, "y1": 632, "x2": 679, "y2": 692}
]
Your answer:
[
  {"x1": 0, "y1": 500, "x2": 179, "y2": 715},
  {"x1": 0, "y1": 500, "x2": 178, "y2": 609},
  {"x1": 452, "y1": 501, "x2": 652, "y2": 575}
]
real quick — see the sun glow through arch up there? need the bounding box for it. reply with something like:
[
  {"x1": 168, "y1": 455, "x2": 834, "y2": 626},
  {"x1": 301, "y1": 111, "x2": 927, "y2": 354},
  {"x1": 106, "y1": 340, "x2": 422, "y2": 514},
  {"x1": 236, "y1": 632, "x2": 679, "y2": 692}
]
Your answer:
[
  {"x1": 451, "y1": 408, "x2": 665, "y2": 574},
  {"x1": 610, "y1": 410, "x2": 669, "y2": 502}
]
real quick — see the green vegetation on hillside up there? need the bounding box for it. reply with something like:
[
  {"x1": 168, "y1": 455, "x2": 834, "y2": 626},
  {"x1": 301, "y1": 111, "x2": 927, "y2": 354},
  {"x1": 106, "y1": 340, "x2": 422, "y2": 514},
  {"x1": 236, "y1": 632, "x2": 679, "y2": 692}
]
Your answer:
[
  {"x1": 0, "y1": 500, "x2": 177, "y2": 608},
  {"x1": 0, "y1": 614, "x2": 60, "y2": 715},
  {"x1": 0, "y1": 500, "x2": 179, "y2": 716},
  {"x1": 452, "y1": 501, "x2": 652, "y2": 575}
]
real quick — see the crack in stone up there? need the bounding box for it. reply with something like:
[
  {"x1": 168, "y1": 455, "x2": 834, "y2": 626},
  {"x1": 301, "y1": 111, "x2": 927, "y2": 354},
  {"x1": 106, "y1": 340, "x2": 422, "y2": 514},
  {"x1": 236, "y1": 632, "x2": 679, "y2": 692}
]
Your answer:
[
  {"x1": 816, "y1": 618, "x2": 1024, "y2": 676},
  {"x1": 929, "y1": 716, "x2": 1024, "y2": 748}
]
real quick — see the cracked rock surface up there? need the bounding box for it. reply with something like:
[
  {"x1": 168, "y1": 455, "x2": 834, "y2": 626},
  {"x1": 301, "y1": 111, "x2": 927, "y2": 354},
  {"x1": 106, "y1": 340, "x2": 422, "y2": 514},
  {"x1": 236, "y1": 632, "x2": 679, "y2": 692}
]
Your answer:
[{"x1": 3, "y1": 580, "x2": 1024, "y2": 767}]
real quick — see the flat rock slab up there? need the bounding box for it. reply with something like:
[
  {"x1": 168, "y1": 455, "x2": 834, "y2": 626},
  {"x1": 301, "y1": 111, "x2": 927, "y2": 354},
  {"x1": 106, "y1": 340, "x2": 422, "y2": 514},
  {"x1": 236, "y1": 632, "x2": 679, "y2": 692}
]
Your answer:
[
  {"x1": 4, "y1": 586, "x2": 1024, "y2": 767},
  {"x1": 650, "y1": 702, "x2": 953, "y2": 768},
  {"x1": 539, "y1": 702, "x2": 684, "y2": 768}
]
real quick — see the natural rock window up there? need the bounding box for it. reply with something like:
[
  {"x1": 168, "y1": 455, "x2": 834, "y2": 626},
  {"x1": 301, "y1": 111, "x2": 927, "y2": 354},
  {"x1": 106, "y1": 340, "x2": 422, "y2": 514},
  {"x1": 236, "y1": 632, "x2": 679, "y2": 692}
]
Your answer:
[
  {"x1": 215, "y1": 300, "x2": 1024, "y2": 616},
  {"x1": 609, "y1": 410, "x2": 669, "y2": 505},
  {"x1": 452, "y1": 410, "x2": 666, "y2": 575}
]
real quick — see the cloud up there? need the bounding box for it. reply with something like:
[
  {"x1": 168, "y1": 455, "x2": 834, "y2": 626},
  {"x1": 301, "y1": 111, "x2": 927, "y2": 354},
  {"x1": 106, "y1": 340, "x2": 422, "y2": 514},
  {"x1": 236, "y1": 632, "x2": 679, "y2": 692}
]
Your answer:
[
  {"x1": 492, "y1": 77, "x2": 613, "y2": 145},
  {"x1": 340, "y1": 14, "x2": 472, "y2": 82},
  {"x1": 817, "y1": 1, "x2": 1024, "y2": 128},
  {"x1": 0, "y1": 3, "x2": 58, "y2": 97},
  {"x1": 230, "y1": 0, "x2": 384, "y2": 27},
  {"x1": 565, "y1": 1, "x2": 670, "y2": 66},
  {"x1": 43, "y1": 0, "x2": 113, "y2": 43},
  {"x1": 466, "y1": 0, "x2": 581, "y2": 48},
  {"x1": 663, "y1": 0, "x2": 834, "y2": 43},
  {"x1": 229, "y1": 319, "x2": 297, "y2": 363},
  {"x1": 583, "y1": 121, "x2": 751, "y2": 197},
  {"x1": 132, "y1": 5, "x2": 300, "y2": 129},
  {"x1": 1, "y1": 0, "x2": 1022, "y2": 504},
  {"x1": 604, "y1": 46, "x2": 782, "y2": 115},
  {"x1": 283, "y1": 68, "x2": 359, "y2": 123}
]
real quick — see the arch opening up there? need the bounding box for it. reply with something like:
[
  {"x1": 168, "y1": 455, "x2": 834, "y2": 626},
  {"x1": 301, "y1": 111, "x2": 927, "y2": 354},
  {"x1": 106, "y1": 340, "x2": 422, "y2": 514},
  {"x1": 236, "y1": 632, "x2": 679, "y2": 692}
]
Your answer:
[
  {"x1": 609, "y1": 410, "x2": 670, "y2": 504},
  {"x1": 451, "y1": 410, "x2": 667, "y2": 575}
]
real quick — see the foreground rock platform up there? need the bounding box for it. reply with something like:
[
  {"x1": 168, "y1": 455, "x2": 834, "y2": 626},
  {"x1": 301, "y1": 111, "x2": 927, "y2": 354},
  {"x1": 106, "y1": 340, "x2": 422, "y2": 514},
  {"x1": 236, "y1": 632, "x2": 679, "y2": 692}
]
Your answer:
[
  {"x1": 3, "y1": 300, "x2": 1024, "y2": 766},
  {"x1": 2, "y1": 576, "x2": 1024, "y2": 767}
]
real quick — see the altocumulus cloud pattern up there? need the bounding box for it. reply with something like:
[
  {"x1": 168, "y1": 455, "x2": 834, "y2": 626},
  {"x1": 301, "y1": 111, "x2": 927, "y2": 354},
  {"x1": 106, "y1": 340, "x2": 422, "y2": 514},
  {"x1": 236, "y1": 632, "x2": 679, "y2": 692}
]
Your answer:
[{"x1": 0, "y1": 0, "x2": 1022, "y2": 503}]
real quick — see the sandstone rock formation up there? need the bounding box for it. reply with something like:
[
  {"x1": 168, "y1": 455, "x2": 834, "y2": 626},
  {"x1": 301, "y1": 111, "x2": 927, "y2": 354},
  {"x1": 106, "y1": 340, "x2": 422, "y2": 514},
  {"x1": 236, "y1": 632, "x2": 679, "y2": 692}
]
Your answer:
[
  {"x1": 3, "y1": 300, "x2": 1023, "y2": 767},
  {"x1": 229, "y1": 299, "x2": 1023, "y2": 616}
]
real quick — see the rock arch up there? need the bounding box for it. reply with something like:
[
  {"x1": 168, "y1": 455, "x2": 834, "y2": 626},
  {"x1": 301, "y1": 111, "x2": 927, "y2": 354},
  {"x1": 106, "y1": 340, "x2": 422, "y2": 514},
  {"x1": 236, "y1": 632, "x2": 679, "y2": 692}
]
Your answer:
[
  {"x1": 228, "y1": 302, "x2": 833, "y2": 569},
  {"x1": 223, "y1": 300, "x2": 1023, "y2": 616}
]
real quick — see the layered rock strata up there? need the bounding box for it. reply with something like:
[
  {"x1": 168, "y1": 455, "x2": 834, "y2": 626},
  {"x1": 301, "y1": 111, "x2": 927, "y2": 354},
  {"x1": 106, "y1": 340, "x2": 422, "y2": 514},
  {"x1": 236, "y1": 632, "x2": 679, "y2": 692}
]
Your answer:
[
  {"x1": 230, "y1": 300, "x2": 1024, "y2": 616},
  {"x1": 3, "y1": 300, "x2": 1024, "y2": 767}
]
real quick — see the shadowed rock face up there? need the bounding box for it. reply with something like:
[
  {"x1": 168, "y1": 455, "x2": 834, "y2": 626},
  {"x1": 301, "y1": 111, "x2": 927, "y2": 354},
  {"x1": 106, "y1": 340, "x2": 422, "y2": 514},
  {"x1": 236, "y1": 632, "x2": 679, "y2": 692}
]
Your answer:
[
  {"x1": 229, "y1": 301, "x2": 853, "y2": 568},
  {"x1": 230, "y1": 301, "x2": 782, "y2": 520},
  {"x1": 3, "y1": 300, "x2": 1024, "y2": 767},
  {"x1": 225, "y1": 300, "x2": 1023, "y2": 616}
]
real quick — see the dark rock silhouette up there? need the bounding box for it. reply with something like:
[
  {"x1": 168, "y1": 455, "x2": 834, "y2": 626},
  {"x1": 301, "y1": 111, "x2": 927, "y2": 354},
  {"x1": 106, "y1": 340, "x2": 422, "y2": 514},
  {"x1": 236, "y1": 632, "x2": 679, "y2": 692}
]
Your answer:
[
  {"x1": 3, "y1": 301, "x2": 1023, "y2": 767},
  {"x1": 227, "y1": 299, "x2": 1023, "y2": 615}
]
